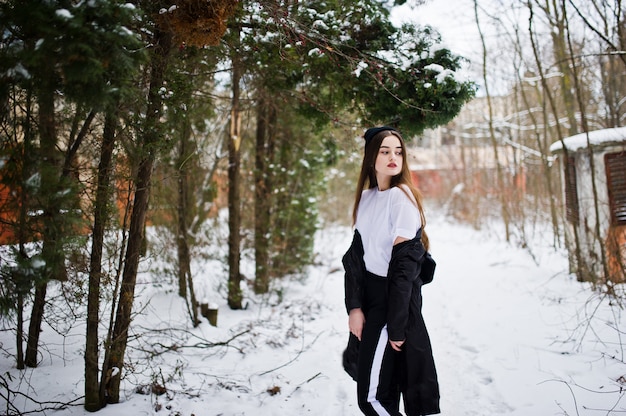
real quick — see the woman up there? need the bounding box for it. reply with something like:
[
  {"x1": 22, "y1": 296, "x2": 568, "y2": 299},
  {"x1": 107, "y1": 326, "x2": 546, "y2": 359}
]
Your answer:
[{"x1": 343, "y1": 126, "x2": 440, "y2": 415}]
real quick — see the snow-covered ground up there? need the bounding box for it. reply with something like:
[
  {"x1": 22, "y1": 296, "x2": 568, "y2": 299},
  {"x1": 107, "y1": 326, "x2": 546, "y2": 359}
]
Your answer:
[{"x1": 1, "y1": 216, "x2": 624, "y2": 415}]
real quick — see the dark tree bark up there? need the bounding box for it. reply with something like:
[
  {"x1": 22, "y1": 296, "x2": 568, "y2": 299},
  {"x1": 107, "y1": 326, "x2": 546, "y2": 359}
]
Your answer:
[
  {"x1": 15, "y1": 91, "x2": 34, "y2": 370},
  {"x1": 25, "y1": 284, "x2": 47, "y2": 367},
  {"x1": 103, "y1": 27, "x2": 173, "y2": 403},
  {"x1": 254, "y1": 97, "x2": 277, "y2": 294},
  {"x1": 16, "y1": 288, "x2": 24, "y2": 369},
  {"x1": 25, "y1": 99, "x2": 94, "y2": 367},
  {"x1": 25, "y1": 79, "x2": 95, "y2": 367},
  {"x1": 177, "y1": 123, "x2": 190, "y2": 299},
  {"x1": 227, "y1": 38, "x2": 243, "y2": 309},
  {"x1": 177, "y1": 119, "x2": 199, "y2": 326},
  {"x1": 254, "y1": 95, "x2": 270, "y2": 294},
  {"x1": 25, "y1": 79, "x2": 59, "y2": 368},
  {"x1": 84, "y1": 110, "x2": 117, "y2": 411}
]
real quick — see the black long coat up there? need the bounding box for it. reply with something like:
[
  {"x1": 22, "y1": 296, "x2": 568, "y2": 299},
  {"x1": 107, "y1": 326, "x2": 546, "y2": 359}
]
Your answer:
[{"x1": 343, "y1": 229, "x2": 440, "y2": 416}]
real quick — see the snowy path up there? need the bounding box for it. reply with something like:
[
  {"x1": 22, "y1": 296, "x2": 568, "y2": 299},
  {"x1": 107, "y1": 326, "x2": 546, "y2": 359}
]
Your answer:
[
  {"x1": 1, "y1": 218, "x2": 623, "y2": 415},
  {"x1": 422, "y1": 220, "x2": 622, "y2": 415},
  {"x1": 308, "y1": 218, "x2": 623, "y2": 415}
]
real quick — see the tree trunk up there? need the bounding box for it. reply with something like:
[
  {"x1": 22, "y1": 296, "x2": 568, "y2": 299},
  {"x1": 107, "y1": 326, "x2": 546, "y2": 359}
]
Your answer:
[
  {"x1": 24, "y1": 284, "x2": 47, "y2": 367},
  {"x1": 84, "y1": 110, "x2": 117, "y2": 412},
  {"x1": 177, "y1": 126, "x2": 190, "y2": 299},
  {"x1": 528, "y1": 1, "x2": 584, "y2": 275},
  {"x1": 550, "y1": 14, "x2": 579, "y2": 136},
  {"x1": 185, "y1": 265, "x2": 200, "y2": 326},
  {"x1": 26, "y1": 93, "x2": 94, "y2": 368},
  {"x1": 474, "y1": 0, "x2": 510, "y2": 241},
  {"x1": 16, "y1": 286, "x2": 24, "y2": 370},
  {"x1": 24, "y1": 78, "x2": 94, "y2": 368},
  {"x1": 562, "y1": 1, "x2": 609, "y2": 285},
  {"x1": 16, "y1": 91, "x2": 33, "y2": 370},
  {"x1": 103, "y1": 28, "x2": 172, "y2": 403},
  {"x1": 254, "y1": 95, "x2": 270, "y2": 294},
  {"x1": 227, "y1": 29, "x2": 243, "y2": 310},
  {"x1": 25, "y1": 79, "x2": 59, "y2": 368},
  {"x1": 177, "y1": 119, "x2": 199, "y2": 326},
  {"x1": 515, "y1": 72, "x2": 561, "y2": 246},
  {"x1": 98, "y1": 175, "x2": 132, "y2": 407}
]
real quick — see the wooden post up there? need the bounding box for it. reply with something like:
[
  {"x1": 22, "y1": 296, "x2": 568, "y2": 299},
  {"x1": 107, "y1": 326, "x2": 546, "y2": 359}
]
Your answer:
[{"x1": 200, "y1": 302, "x2": 218, "y2": 326}]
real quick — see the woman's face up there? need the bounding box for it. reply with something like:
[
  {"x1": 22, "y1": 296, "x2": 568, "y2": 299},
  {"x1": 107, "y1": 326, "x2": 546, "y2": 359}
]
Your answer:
[{"x1": 374, "y1": 134, "x2": 403, "y2": 180}]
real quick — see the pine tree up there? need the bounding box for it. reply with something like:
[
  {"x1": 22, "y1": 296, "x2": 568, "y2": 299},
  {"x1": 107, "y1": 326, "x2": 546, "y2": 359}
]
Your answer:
[
  {"x1": 102, "y1": 0, "x2": 237, "y2": 402},
  {"x1": 0, "y1": 0, "x2": 144, "y2": 371},
  {"x1": 226, "y1": 0, "x2": 475, "y2": 294}
]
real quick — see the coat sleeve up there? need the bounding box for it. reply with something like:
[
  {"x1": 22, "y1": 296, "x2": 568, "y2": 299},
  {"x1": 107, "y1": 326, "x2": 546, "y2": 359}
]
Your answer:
[
  {"x1": 342, "y1": 230, "x2": 365, "y2": 314},
  {"x1": 386, "y1": 238, "x2": 425, "y2": 341}
]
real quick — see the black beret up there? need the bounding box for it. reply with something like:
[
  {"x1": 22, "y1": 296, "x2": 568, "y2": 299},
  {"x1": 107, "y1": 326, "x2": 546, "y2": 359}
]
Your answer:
[{"x1": 363, "y1": 126, "x2": 398, "y2": 146}]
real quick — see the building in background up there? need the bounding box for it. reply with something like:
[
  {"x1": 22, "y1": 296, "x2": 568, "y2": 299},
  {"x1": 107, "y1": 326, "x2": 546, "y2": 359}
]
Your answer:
[{"x1": 550, "y1": 127, "x2": 626, "y2": 283}]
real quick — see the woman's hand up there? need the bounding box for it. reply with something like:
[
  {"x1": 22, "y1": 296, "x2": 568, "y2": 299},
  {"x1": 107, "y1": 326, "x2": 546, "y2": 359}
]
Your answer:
[
  {"x1": 349, "y1": 308, "x2": 365, "y2": 341},
  {"x1": 389, "y1": 339, "x2": 405, "y2": 351}
]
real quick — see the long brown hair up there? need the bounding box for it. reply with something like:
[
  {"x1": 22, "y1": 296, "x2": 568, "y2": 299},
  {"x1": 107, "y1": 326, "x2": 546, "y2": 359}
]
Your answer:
[{"x1": 352, "y1": 129, "x2": 429, "y2": 250}]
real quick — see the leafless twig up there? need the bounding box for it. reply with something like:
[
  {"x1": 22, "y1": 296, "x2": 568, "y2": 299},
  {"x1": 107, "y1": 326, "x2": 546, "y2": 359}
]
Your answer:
[{"x1": 0, "y1": 373, "x2": 82, "y2": 415}]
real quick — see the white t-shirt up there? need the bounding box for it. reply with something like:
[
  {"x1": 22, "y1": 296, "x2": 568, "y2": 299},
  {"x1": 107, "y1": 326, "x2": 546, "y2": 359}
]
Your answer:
[{"x1": 355, "y1": 185, "x2": 422, "y2": 277}]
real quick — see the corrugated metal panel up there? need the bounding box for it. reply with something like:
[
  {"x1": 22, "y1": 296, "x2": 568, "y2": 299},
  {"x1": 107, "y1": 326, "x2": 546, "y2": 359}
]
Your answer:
[{"x1": 606, "y1": 151, "x2": 626, "y2": 225}]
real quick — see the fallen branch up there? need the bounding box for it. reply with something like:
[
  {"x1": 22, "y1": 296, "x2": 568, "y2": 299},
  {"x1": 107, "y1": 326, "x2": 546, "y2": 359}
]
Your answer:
[
  {"x1": 1, "y1": 373, "x2": 83, "y2": 415},
  {"x1": 288, "y1": 372, "x2": 323, "y2": 397},
  {"x1": 128, "y1": 326, "x2": 252, "y2": 357},
  {"x1": 255, "y1": 329, "x2": 325, "y2": 377}
]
